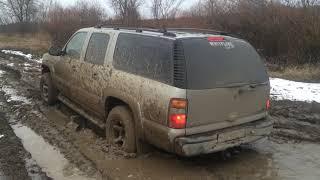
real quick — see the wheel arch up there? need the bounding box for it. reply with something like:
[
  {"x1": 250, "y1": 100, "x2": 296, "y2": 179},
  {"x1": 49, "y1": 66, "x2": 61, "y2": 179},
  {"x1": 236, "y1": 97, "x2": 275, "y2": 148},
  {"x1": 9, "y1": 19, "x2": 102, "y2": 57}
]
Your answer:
[
  {"x1": 41, "y1": 64, "x2": 51, "y2": 74},
  {"x1": 104, "y1": 94, "x2": 144, "y2": 142}
]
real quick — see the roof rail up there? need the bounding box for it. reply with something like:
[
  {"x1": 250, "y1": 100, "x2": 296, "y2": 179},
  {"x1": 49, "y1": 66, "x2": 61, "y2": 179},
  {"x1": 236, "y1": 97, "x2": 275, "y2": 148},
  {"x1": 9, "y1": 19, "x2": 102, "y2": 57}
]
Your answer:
[
  {"x1": 166, "y1": 28, "x2": 240, "y2": 38},
  {"x1": 94, "y1": 24, "x2": 103, "y2": 29},
  {"x1": 96, "y1": 25, "x2": 176, "y2": 37}
]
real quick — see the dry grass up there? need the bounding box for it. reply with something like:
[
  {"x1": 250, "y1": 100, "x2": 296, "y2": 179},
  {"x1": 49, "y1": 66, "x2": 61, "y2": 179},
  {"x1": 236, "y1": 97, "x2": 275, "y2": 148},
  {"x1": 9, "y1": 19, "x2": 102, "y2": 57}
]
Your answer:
[
  {"x1": 0, "y1": 32, "x2": 51, "y2": 55},
  {"x1": 268, "y1": 64, "x2": 320, "y2": 82}
]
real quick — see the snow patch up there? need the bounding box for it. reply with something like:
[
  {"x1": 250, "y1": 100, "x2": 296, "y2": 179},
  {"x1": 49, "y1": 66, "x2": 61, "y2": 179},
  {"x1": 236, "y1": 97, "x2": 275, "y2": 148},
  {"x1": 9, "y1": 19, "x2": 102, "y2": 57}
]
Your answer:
[
  {"x1": 24, "y1": 63, "x2": 32, "y2": 67},
  {"x1": 7, "y1": 63, "x2": 14, "y2": 67},
  {"x1": 1, "y1": 86, "x2": 31, "y2": 104},
  {"x1": 270, "y1": 78, "x2": 320, "y2": 103},
  {"x1": 1, "y1": 50, "x2": 42, "y2": 63},
  {"x1": 0, "y1": 70, "x2": 5, "y2": 77},
  {"x1": 2, "y1": 50, "x2": 32, "y2": 59}
]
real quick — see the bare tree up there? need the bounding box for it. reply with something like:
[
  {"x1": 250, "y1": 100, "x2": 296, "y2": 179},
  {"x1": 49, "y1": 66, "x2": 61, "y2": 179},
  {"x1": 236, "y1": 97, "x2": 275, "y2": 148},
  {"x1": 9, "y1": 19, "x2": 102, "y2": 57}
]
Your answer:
[
  {"x1": 46, "y1": 0, "x2": 106, "y2": 46},
  {"x1": 300, "y1": 0, "x2": 319, "y2": 7},
  {"x1": 151, "y1": 0, "x2": 185, "y2": 20},
  {"x1": 0, "y1": 0, "x2": 38, "y2": 23},
  {"x1": 76, "y1": 0, "x2": 105, "y2": 26},
  {"x1": 36, "y1": 0, "x2": 53, "y2": 23},
  {"x1": 109, "y1": 0, "x2": 143, "y2": 26}
]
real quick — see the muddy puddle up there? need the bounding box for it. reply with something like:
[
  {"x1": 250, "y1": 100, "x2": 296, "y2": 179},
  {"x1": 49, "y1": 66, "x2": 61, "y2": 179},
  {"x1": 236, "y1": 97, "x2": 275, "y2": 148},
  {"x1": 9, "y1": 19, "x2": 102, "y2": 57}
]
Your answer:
[
  {"x1": 256, "y1": 141, "x2": 320, "y2": 180},
  {"x1": 93, "y1": 140, "x2": 320, "y2": 180},
  {"x1": 11, "y1": 123, "x2": 95, "y2": 180},
  {"x1": 47, "y1": 107, "x2": 320, "y2": 180}
]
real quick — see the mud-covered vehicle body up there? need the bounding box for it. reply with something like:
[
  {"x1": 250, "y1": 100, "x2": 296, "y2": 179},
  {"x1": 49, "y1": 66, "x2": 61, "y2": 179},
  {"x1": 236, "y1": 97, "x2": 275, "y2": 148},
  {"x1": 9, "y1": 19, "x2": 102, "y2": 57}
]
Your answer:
[{"x1": 41, "y1": 27, "x2": 272, "y2": 156}]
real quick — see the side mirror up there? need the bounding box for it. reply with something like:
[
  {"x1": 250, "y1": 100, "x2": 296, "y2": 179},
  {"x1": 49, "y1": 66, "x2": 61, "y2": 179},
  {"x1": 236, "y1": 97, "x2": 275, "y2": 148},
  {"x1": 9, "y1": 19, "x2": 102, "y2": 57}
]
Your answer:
[{"x1": 48, "y1": 46, "x2": 64, "y2": 56}]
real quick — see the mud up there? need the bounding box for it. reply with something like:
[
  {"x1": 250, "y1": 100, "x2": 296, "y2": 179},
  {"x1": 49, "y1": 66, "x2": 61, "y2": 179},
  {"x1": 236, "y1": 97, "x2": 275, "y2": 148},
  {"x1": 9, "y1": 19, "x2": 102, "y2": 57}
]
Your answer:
[
  {"x1": 0, "y1": 102, "x2": 49, "y2": 180},
  {"x1": 12, "y1": 123, "x2": 94, "y2": 180},
  {"x1": 270, "y1": 100, "x2": 320, "y2": 142},
  {"x1": 1, "y1": 51, "x2": 320, "y2": 180}
]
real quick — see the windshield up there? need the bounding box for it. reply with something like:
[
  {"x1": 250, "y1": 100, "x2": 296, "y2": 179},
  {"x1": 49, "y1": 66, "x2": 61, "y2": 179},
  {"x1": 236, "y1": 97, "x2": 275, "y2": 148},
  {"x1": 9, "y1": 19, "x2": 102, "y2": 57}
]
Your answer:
[{"x1": 182, "y1": 37, "x2": 269, "y2": 89}]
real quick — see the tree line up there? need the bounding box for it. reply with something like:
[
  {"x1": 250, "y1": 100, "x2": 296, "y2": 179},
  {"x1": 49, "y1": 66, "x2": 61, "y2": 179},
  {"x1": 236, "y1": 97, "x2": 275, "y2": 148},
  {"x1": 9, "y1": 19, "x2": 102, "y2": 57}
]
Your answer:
[{"x1": 0, "y1": 0, "x2": 319, "y2": 64}]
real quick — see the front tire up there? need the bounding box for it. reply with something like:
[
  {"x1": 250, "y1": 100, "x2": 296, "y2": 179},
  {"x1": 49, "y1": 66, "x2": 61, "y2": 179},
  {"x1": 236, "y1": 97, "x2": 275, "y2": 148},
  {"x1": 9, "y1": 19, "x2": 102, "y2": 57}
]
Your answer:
[
  {"x1": 106, "y1": 106, "x2": 136, "y2": 153},
  {"x1": 40, "y1": 73, "x2": 58, "y2": 105}
]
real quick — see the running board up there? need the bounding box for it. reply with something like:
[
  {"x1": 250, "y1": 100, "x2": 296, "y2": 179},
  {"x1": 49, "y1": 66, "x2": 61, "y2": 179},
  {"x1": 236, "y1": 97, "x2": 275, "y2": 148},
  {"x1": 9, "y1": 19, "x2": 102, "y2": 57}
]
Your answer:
[{"x1": 58, "y1": 94, "x2": 105, "y2": 129}]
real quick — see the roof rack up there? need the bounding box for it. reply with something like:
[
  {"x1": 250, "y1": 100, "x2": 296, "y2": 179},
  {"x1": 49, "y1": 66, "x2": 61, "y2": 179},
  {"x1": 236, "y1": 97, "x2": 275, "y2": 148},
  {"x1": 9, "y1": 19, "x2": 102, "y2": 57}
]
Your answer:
[
  {"x1": 96, "y1": 25, "x2": 176, "y2": 37},
  {"x1": 166, "y1": 28, "x2": 240, "y2": 38},
  {"x1": 93, "y1": 26, "x2": 240, "y2": 38}
]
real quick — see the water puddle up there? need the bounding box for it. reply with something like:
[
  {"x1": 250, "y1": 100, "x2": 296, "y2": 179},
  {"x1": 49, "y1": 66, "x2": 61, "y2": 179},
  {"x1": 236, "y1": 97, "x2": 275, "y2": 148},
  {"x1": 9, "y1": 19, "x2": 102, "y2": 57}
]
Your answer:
[
  {"x1": 255, "y1": 140, "x2": 320, "y2": 180},
  {"x1": 11, "y1": 123, "x2": 95, "y2": 180},
  {"x1": 94, "y1": 139, "x2": 320, "y2": 180}
]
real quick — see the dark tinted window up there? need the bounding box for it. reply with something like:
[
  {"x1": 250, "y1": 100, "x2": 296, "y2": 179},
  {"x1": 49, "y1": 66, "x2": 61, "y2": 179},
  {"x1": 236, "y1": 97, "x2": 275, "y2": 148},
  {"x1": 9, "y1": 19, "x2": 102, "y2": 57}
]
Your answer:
[
  {"x1": 113, "y1": 33, "x2": 173, "y2": 84},
  {"x1": 66, "y1": 32, "x2": 87, "y2": 59},
  {"x1": 182, "y1": 37, "x2": 269, "y2": 89},
  {"x1": 85, "y1": 33, "x2": 110, "y2": 65}
]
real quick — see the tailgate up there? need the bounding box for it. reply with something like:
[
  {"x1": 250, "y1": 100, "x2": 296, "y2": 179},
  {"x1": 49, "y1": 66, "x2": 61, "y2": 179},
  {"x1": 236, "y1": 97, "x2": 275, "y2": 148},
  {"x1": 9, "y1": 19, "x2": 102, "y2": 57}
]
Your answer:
[
  {"x1": 180, "y1": 36, "x2": 270, "y2": 135},
  {"x1": 186, "y1": 84, "x2": 269, "y2": 135}
]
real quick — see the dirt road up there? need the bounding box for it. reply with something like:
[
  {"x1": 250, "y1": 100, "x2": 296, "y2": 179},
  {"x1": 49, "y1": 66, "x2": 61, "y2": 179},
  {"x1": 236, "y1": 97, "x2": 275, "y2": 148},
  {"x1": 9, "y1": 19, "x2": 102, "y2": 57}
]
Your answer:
[{"x1": 1, "y1": 51, "x2": 320, "y2": 180}]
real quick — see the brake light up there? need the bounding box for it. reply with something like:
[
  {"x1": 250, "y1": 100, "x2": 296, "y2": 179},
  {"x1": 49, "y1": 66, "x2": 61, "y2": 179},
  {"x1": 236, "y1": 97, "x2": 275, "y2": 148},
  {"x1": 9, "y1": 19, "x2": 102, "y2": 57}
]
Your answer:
[
  {"x1": 168, "y1": 98, "x2": 188, "y2": 129},
  {"x1": 208, "y1": 36, "x2": 225, "y2": 42},
  {"x1": 170, "y1": 114, "x2": 187, "y2": 129},
  {"x1": 266, "y1": 99, "x2": 271, "y2": 110}
]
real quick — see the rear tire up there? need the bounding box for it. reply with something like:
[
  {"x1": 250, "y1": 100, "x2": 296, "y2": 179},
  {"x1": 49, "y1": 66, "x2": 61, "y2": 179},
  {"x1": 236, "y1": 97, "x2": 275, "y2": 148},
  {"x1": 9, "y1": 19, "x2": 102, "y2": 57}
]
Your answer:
[
  {"x1": 40, "y1": 73, "x2": 58, "y2": 105},
  {"x1": 106, "y1": 106, "x2": 136, "y2": 153}
]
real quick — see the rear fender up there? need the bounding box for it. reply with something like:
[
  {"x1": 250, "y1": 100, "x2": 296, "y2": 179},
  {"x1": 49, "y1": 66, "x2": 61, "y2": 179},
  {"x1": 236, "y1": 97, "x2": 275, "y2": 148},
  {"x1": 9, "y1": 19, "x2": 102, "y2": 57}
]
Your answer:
[{"x1": 102, "y1": 89, "x2": 144, "y2": 141}]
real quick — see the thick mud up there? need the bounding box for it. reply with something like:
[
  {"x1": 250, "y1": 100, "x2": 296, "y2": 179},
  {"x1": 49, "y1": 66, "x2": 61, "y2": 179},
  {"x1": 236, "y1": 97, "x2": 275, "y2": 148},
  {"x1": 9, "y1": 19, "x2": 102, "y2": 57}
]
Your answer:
[
  {"x1": 271, "y1": 100, "x2": 320, "y2": 142},
  {"x1": 0, "y1": 111, "x2": 49, "y2": 180},
  {"x1": 0, "y1": 51, "x2": 320, "y2": 180}
]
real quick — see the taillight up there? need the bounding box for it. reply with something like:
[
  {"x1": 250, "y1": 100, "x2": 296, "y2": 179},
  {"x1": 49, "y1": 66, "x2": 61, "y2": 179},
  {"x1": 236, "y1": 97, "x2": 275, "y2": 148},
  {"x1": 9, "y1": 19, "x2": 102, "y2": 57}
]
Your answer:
[
  {"x1": 208, "y1": 36, "x2": 225, "y2": 42},
  {"x1": 266, "y1": 99, "x2": 271, "y2": 110},
  {"x1": 168, "y1": 98, "x2": 187, "y2": 129},
  {"x1": 170, "y1": 114, "x2": 187, "y2": 129},
  {"x1": 171, "y1": 99, "x2": 187, "y2": 109}
]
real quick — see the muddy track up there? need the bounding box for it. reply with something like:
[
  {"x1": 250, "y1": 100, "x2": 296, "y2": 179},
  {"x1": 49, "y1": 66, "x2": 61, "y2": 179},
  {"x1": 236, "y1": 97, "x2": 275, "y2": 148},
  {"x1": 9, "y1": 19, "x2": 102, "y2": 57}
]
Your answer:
[
  {"x1": 0, "y1": 55, "x2": 98, "y2": 179},
  {"x1": 271, "y1": 100, "x2": 320, "y2": 142},
  {"x1": 1, "y1": 52, "x2": 320, "y2": 180},
  {"x1": 0, "y1": 110, "x2": 50, "y2": 180}
]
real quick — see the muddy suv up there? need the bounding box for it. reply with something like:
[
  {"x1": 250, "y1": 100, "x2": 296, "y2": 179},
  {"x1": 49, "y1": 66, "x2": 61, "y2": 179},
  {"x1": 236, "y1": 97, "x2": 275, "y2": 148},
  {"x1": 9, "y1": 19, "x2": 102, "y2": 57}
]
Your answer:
[{"x1": 41, "y1": 27, "x2": 272, "y2": 156}]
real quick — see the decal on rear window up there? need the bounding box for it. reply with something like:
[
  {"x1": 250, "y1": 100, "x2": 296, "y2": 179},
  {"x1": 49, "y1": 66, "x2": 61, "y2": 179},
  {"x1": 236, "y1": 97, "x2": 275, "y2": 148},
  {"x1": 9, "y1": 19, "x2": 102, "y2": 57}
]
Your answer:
[{"x1": 209, "y1": 41, "x2": 235, "y2": 49}]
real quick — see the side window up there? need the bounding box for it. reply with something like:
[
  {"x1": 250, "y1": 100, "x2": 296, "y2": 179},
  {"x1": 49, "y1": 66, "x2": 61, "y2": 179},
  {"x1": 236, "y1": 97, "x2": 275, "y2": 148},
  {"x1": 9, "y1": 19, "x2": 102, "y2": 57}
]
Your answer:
[
  {"x1": 113, "y1": 33, "x2": 173, "y2": 84},
  {"x1": 65, "y1": 32, "x2": 87, "y2": 59},
  {"x1": 84, "y1": 33, "x2": 110, "y2": 65}
]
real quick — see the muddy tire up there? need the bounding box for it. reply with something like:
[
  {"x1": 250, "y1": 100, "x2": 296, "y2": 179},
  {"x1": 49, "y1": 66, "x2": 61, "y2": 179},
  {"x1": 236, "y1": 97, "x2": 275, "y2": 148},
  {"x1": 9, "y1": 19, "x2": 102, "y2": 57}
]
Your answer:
[
  {"x1": 106, "y1": 106, "x2": 136, "y2": 153},
  {"x1": 40, "y1": 73, "x2": 58, "y2": 105}
]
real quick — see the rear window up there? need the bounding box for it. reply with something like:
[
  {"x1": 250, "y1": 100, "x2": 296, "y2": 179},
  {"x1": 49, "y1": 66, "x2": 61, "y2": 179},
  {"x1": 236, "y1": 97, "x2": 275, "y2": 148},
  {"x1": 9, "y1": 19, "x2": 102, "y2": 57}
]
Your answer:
[
  {"x1": 113, "y1": 33, "x2": 174, "y2": 84},
  {"x1": 182, "y1": 37, "x2": 269, "y2": 89}
]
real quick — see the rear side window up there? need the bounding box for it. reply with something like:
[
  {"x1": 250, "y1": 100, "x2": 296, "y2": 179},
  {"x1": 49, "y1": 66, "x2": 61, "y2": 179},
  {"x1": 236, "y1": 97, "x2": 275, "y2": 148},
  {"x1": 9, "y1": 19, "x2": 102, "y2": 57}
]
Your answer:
[
  {"x1": 85, "y1": 33, "x2": 110, "y2": 65},
  {"x1": 113, "y1": 33, "x2": 173, "y2": 84}
]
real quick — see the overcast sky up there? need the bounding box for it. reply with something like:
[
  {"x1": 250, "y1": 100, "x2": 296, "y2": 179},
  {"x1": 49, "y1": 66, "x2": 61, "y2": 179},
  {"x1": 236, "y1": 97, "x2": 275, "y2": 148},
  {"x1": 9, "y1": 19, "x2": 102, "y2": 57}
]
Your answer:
[{"x1": 57, "y1": 0, "x2": 196, "y2": 17}]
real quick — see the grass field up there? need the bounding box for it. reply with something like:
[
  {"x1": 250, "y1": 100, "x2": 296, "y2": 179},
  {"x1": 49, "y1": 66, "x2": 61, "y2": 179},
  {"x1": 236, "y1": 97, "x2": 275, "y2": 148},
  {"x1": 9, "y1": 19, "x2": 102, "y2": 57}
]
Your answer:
[
  {"x1": 268, "y1": 64, "x2": 320, "y2": 83},
  {"x1": 0, "y1": 33, "x2": 51, "y2": 56}
]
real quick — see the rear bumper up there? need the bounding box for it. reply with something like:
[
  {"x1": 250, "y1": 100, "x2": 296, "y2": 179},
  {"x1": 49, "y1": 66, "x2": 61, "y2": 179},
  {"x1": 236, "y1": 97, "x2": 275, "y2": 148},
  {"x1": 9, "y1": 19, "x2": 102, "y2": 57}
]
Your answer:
[{"x1": 174, "y1": 117, "x2": 273, "y2": 156}]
